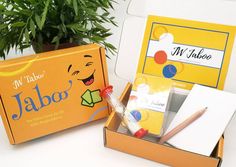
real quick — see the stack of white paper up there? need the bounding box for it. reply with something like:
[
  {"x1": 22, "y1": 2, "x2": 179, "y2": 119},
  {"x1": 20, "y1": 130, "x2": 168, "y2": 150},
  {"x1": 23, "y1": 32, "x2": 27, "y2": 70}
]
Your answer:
[{"x1": 165, "y1": 84, "x2": 236, "y2": 156}]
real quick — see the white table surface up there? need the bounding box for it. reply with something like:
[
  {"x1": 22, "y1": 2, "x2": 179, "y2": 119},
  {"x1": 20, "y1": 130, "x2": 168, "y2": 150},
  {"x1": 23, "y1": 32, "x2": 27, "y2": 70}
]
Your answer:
[{"x1": 0, "y1": 1, "x2": 236, "y2": 167}]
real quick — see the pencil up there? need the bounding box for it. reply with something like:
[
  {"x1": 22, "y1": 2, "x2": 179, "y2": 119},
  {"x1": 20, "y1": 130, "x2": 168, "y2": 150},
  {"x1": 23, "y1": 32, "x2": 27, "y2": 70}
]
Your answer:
[{"x1": 159, "y1": 107, "x2": 207, "y2": 145}]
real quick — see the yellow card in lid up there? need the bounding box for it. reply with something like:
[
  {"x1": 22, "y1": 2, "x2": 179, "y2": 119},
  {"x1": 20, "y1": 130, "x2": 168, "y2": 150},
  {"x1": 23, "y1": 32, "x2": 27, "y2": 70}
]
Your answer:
[
  {"x1": 126, "y1": 73, "x2": 173, "y2": 136},
  {"x1": 137, "y1": 15, "x2": 236, "y2": 90}
]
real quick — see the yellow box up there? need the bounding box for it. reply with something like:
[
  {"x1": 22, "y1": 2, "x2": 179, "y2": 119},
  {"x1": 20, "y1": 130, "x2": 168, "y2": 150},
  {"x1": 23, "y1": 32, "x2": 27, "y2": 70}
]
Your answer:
[
  {"x1": 104, "y1": 83, "x2": 224, "y2": 167},
  {"x1": 0, "y1": 44, "x2": 110, "y2": 144}
]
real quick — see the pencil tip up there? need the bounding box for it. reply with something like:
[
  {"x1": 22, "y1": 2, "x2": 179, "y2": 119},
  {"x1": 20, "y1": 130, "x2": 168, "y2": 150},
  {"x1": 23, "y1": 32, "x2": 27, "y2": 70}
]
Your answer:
[{"x1": 202, "y1": 107, "x2": 208, "y2": 114}]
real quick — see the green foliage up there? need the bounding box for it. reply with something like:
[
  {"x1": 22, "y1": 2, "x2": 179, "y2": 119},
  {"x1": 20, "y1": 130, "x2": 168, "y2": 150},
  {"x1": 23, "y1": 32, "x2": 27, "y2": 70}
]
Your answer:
[{"x1": 0, "y1": 0, "x2": 118, "y2": 59}]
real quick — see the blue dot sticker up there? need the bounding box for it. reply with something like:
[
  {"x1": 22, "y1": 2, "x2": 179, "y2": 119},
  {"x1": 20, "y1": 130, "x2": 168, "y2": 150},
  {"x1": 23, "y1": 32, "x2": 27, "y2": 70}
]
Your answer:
[
  {"x1": 163, "y1": 64, "x2": 177, "y2": 78},
  {"x1": 131, "y1": 110, "x2": 142, "y2": 121}
]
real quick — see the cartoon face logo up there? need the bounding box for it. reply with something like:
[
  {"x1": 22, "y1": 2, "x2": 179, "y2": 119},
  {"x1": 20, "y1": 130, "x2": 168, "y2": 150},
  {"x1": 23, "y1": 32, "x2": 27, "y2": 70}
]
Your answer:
[{"x1": 68, "y1": 55, "x2": 95, "y2": 86}]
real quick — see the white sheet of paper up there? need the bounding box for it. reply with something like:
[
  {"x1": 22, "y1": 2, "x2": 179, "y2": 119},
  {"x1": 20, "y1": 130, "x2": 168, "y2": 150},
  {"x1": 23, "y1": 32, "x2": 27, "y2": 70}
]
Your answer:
[{"x1": 165, "y1": 84, "x2": 236, "y2": 156}]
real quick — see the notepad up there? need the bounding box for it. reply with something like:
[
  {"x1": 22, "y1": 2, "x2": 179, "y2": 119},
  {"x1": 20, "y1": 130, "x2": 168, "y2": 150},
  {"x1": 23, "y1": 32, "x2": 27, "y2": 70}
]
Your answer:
[{"x1": 165, "y1": 84, "x2": 236, "y2": 156}]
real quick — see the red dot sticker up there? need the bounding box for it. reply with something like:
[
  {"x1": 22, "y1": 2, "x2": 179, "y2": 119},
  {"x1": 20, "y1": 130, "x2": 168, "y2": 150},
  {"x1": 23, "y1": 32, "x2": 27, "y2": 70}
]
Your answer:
[
  {"x1": 129, "y1": 95, "x2": 138, "y2": 101},
  {"x1": 154, "y1": 50, "x2": 167, "y2": 64}
]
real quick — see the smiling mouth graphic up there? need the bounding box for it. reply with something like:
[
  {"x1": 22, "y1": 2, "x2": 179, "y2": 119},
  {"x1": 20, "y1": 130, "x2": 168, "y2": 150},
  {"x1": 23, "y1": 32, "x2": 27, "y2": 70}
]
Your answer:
[{"x1": 79, "y1": 71, "x2": 95, "y2": 86}]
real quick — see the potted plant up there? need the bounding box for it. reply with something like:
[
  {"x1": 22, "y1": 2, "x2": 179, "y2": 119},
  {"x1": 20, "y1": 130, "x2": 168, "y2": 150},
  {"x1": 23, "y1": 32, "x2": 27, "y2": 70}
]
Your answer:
[{"x1": 0, "y1": 0, "x2": 117, "y2": 59}]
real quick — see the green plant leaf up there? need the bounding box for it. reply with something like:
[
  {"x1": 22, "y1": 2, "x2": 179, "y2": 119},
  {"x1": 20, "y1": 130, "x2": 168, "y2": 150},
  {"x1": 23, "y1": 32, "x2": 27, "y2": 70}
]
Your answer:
[
  {"x1": 73, "y1": 0, "x2": 78, "y2": 16},
  {"x1": 0, "y1": 38, "x2": 6, "y2": 49},
  {"x1": 28, "y1": 0, "x2": 37, "y2": 4},
  {"x1": 30, "y1": 19, "x2": 36, "y2": 38},
  {"x1": 0, "y1": 24, "x2": 8, "y2": 30},
  {"x1": 66, "y1": 24, "x2": 87, "y2": 32},
  {"x1": 40, "y1": 0, "x2": 50, "y2": 30},
  {"x1": 0, "y1": 4, "x2": 5, "y2": 11},
  {"x1": 12, "y1": 0, "x2": 27, "y2": 9},
  {"x1": 101, "y1": 33, "x2": 112, "y2": 38},
  {"x1": 20, "y1": 9, "x2": 32, "y2": 16},
  {"x1": 94, "y1": 22, "x2": 107, "y2": 31},
  {"x1": 24, "y1": 28, "x2": 30, "y2": 45},
  {"x1": 12, "y1": 22, "x2": 26, "y2": 27},
  {"x1": 105, "y1": 42, "x2": 116, "y2": 50},
  {"x1": 51, "y1": 35, "x2": 60, "y2": 49},
  {"x1": 90, "y1": 36, "x2": 105, "y2": 42},
  {"x1": 2, "y1": 11, "x2": 18, "y2": 16},
  {"x1": 66, "y1": 0, "x2": 72, "y2": 4},
  {"x1": 86, "y1": 8, "x2": 97, "y2": 16},
  {"x1": 35, "y1": 14, "x2": 41, "y2": 29},
  {"x1": 79, "y1": 0, "x2": 86, "y2": 5},
  {"x1": 51, "y1": 36, "x2": 59, "y2": 43}
]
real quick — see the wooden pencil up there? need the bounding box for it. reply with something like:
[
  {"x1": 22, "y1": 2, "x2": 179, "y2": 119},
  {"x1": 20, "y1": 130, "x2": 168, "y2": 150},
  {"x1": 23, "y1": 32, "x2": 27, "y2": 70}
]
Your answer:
[{"x1": 159, "y1": 107, "x2": 207, "y2": 145}]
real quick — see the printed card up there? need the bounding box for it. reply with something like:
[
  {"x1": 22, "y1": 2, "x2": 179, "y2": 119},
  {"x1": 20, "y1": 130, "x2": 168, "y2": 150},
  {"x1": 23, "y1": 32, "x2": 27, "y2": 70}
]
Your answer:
[{"x1": 137, "y1": 16, "x2": 236, "y2": 90}]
